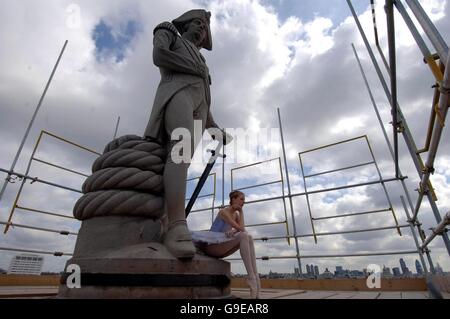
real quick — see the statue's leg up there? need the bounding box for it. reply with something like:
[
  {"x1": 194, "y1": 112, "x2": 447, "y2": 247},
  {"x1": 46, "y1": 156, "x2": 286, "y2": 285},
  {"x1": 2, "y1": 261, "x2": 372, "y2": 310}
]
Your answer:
[{"x1": 162, "y1": 86, "x2": 207, "y2": 258}]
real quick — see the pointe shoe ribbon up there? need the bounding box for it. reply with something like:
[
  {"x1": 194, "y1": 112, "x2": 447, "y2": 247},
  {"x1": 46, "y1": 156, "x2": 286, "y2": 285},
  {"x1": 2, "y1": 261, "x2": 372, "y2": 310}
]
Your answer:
[
  {"x1": 164, "y1": 222, "x2": 196, "y2": 259},
  {"x1": 256, "y1": 276, "x2": 261, "y2": 299}
]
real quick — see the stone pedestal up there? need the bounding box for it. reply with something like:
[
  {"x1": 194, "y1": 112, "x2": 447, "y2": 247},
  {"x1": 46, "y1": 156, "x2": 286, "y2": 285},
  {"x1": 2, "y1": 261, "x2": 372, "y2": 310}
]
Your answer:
[{"x1": 57, "y1": 216, "x2": 231, "y2": 299}]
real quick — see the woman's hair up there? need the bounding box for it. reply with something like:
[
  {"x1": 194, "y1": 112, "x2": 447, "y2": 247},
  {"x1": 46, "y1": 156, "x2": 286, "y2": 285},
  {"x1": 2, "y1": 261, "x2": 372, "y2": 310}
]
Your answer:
[{"x1": 229, "y1": 190, "x2": 245, "y2": 204}]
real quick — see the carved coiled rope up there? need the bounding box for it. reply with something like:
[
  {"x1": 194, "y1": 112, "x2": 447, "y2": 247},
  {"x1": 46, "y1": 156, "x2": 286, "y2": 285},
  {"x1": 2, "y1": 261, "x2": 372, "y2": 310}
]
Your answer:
[{"x1": 74, "y1": 135, "x2": 166, "y2": 220}]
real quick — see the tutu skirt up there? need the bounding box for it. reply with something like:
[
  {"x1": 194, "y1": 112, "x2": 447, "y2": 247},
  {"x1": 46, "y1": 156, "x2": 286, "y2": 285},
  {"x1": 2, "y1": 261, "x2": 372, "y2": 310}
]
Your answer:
[{"x1": 190, "y1": 230, "x2": 237, "y2": 245}]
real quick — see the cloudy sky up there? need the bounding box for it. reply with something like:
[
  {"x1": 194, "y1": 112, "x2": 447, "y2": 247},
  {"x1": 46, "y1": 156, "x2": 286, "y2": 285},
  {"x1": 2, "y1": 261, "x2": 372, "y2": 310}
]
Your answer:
[{"x1": 0, "y1": 0, "x2": 449, "y2": 277}]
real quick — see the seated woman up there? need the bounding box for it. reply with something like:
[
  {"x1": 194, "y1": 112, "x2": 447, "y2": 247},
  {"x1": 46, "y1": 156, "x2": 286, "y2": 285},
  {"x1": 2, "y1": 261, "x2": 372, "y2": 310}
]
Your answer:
[{"x1": 191, "y1": 190, "x2": 261, "y2": 298}]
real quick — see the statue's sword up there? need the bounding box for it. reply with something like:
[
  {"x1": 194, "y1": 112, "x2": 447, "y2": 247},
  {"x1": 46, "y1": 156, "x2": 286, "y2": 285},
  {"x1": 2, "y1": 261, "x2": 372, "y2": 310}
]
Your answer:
[{"x1": 185, "y1": 133, "x2": 226, "y2": 217}]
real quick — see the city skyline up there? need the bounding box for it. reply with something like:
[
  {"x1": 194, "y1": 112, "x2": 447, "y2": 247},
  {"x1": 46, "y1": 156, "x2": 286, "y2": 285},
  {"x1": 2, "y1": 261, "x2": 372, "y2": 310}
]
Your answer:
[
  {"x1": 303, "y1": 258, "x2": 448, "y2": 276},
  {"x1": 256, "y1": 257, "x2": 448, "y2": 279}
]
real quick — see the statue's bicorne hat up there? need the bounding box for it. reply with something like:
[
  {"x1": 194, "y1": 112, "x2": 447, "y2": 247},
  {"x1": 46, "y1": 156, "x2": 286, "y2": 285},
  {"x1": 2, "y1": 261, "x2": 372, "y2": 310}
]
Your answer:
[{"x1": 172, "y1": 9, "x2": 212, "y2": 50}]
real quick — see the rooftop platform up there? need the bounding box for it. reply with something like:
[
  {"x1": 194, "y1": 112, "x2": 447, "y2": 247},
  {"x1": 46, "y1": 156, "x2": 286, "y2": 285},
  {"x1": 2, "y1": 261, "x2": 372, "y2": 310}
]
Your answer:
[
  {"x1": 1, "y1": 286, "x2": 449, "y2": 299},
  {"x1": 1, "y1": 275, "x2": 449, "y2": 299},
  {"x1": 232, "y1": 288, "x2": 450, "y2": 299}
]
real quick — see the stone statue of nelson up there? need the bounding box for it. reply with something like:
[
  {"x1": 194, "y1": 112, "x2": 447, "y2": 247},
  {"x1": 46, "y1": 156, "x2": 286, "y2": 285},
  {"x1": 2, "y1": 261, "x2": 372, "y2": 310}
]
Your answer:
[{"x1": 144, "y1": 9, "x2": 232, "y2": 259}]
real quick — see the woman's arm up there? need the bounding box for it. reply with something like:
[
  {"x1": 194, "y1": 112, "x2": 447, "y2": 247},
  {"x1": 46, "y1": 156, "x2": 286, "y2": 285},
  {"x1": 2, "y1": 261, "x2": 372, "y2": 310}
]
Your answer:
[
  {"x1": 218, "y1": 209, "x2": 245, "y2": 232},
  {"x1": 237, "y1": 207, "x2": 246, "y2": 231}
]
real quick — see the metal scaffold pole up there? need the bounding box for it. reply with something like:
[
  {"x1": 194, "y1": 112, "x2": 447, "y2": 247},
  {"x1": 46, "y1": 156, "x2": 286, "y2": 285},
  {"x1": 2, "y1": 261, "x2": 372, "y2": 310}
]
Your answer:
[
  {"x1": 385, "y1": 0, "x2": 400, "y2": 178},
  {"x1": 420, "y1": 211, "x2": 450, "y2": 251},
  {"x1": 347, "y1": 1, "x2": 424, "y2": 179},
  {"x1": 347, "y1": 0, "x2": 450, "y2": 256},
  {"x1": 277, "y1": 108, "x2": 302, "y2": 276},
  {"x1": 364, "y1": 136, "x2": 402, "y2": 235},
  {"x1": 222, "y1": 140, "x2": 225, "y2": 208},
  {"x1": 352, "y1": 43, "x2": 435, "y2": 272},
  {"x1": 412, "y1": 53, "x2": 450, "y2": 224},
  {"x1": 113, "y1": 116, "x2": 121, "y2": 140},
  {"x1": 394, "y1": 0, "x2": 444, "y2": 82},
  {"x1": 298, "y1": 154, "x2": 318, "y2": 243},
  {"x1": 400, "y1": 196, "x2": 431, "y2": 274},
  {"x1": 370, "y1": 0, "x2": 390, "y2": 71},
  {"x1": 0, "y1": 40, "x2": 68, "y2": 205},
  {"x1": 405, "y1": 0, "x2": 448, "y2": 62}
]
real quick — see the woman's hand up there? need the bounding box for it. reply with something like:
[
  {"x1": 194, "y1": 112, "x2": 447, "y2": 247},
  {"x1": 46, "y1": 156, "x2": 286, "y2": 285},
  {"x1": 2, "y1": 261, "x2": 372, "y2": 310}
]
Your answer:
[
  {"x1": 236, "y1": 207, "x2": 244, "y2": 219},
  {"x1": 232, "y1": 205, "x2": 243, "y2": 214},
  {"x1": 225, "y1": 229, "x2": 238, "y2": 238},
  {"x1": 219, "y1": 207, "x2": 245, "y2": 232}
]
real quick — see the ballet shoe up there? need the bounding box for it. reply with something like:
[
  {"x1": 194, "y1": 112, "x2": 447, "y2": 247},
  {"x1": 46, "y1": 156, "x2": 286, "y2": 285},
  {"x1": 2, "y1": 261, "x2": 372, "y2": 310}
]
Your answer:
[
  {"x1": 246, "y1": 277, "x2": 258, "y2": 299},
  {"x1": 164, "y1": 222, "x2": 196, "y2": 259},
  {"x1": 256, "y1": 276, "x2": 261, "y2": 299}
]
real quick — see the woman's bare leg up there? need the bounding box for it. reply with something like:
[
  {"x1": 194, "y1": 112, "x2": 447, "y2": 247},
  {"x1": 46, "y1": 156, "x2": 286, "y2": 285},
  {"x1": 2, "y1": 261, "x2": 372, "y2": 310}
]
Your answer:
[
  {"x1": 220, "y1": 243, "x2": 240, "y2": 257},
  {"x1": 202, "y1": 237, "x2": 240, "y2": 258}
]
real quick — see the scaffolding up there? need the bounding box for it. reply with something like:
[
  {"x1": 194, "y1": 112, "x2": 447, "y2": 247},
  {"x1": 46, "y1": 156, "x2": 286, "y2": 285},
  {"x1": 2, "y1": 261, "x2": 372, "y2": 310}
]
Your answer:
[
  {"x1": 0, "y1": 130, "x2": 99, "y2": 256},
  {"x1": 2, "y1": 130, "x2": 99, "y2": 234},
  {"x1": 298, "y1": 135, "x2": 402, "y2": 244},
  {"x1": 0, "y1": 130, "x2": 222, "y2": 258},
  {"x1": 347, "y1": 0, "x2": 450, "y2": 258},
  {"x1": 230, "y1": 157, "x2": 291, "y2": 245},
  {"x1": 0, "y1": 41, "x2": 68, "y2": 208},
  {"x1": 225, "y1": 134, "x2": 425, "y2": 275},
  {"x1": 1, "y1": 126, "x2": 427, "y2": 277}
]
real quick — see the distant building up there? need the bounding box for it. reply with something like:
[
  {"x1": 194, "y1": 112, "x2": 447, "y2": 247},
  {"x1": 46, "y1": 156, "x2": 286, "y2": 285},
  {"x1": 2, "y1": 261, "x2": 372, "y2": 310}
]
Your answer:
[
  {"x1": 392, "y1": 267, "x2": 401, "y2": 277},
  {"x1": 322, "y1": 268, "x2": 333, "y2": 279},
  {"x1": 399, "y1": 258, "x2": 407, "y2": 272},
  {"x1": 415, "y1": 260, "x2": 423, "y2": 275},
  {"x1": 305, "y1": 264, "x2": 318, "y2": 278},
  {"x1": 294, "y1": 267, "x2": 300, "y2": 277},
  {"x1": 314, "y1": 265, "x2": 319, "y2": 277},
  {"x1": 335, "y1": 266, "x2": 345, "y2": 278},
  {"x1": 268, "y1": 270, "x2": 284, "y2": 279},
  {"x1": 8, "y1": 254, "x2": 44, "y2": 275},
  {"x1": 382, "y1": 265, "x2": 392, "y2": 278},
  {"x1": 435, "y1": 263, "x2": 444, "y2": 275},
  {"x1": 349, "y1": 270, "x2": 364, "y2": 278},
  {"x1": 306, "y1": 264, "x2": 311, "y2": 275},
  {"x1": 399, "y1": 258, "x2": 411, "y2": 276}
]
